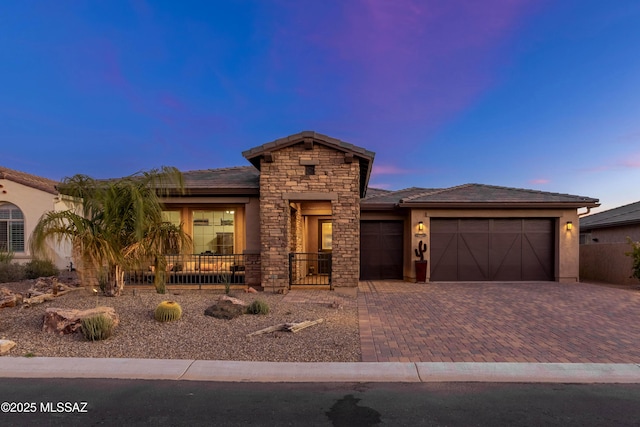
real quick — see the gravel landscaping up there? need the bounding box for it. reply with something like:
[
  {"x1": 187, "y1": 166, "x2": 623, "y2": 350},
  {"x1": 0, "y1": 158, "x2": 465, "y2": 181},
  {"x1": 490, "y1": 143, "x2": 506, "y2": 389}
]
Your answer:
[{"x1": 0, "y1": 278, "x2": 361, "y2": 362}]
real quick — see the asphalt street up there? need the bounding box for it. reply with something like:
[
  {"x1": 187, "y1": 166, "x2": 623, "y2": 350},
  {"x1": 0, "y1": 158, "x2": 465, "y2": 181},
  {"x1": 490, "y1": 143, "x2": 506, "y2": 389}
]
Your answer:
[{"x1": 2, "y1": 379, "x2": 640, "y2": 426}]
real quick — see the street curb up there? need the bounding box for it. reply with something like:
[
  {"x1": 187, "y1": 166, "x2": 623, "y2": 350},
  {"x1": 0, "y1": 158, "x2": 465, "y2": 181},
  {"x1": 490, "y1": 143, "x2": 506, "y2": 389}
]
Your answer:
[{"x1": 1, "y1": 357, "x2": 639, "y2": 383}]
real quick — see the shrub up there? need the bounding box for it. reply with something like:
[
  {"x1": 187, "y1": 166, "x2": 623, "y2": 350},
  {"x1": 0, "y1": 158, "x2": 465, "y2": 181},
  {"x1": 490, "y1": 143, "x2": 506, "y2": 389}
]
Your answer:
[
  {"x1": 626, "y1": 238, "x2": 640, "y2": 281},
  {"x1": 154, "y1": 300, "x2": 182, "y2": 322},
  {"x1": 246, "y1": 299, "x2": 270, "y2": 315},
  {"x1": 0, "y1": 252, "x2": 25, "y2": 283},
  {"x1": 81, "y1": 314, "x2": 114, "y2": 341},
  {"x1": 24, "y1": 259, "x2": 59, "y2": 279}
]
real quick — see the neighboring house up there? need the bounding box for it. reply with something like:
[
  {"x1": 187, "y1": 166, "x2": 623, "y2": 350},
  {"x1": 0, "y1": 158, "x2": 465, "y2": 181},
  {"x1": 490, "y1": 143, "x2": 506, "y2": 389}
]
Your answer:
[
  {"x1": 146, "y1": 131, "x2": 599, "y2": 289},
  {"x1": 0, "y1": 166, "x2": 72, "y2": 269},
  {"x1": 579, "y1": 201, "x2": 640, "y2": 285}
]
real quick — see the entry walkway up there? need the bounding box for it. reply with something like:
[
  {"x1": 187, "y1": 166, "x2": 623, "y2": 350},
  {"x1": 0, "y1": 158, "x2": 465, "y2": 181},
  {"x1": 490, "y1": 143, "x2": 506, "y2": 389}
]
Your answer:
[{"x1": 358, "y1": 281, "x2": 640, "y2": 363}]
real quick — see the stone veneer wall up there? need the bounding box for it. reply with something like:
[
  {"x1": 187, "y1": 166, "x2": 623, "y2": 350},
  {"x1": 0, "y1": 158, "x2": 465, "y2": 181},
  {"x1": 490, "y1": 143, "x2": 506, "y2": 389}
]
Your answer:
[
  {"x1": 243, "y1": 252, "x2": 261, "y2": 287},
  {"x1": 259, "y1": 143, "x2": 361, "y2": 289}
]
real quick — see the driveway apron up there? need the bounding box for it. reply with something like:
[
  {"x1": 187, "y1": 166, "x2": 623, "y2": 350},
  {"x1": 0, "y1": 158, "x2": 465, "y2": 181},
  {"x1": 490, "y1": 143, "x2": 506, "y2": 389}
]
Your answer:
[{"x1": 358, "y1": 281, "x2": 640, "y2": 363}]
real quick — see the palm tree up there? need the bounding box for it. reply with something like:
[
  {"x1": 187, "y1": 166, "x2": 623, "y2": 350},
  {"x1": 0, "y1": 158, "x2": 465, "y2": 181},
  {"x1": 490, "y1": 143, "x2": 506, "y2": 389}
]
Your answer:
[
  {"x1": 31, "y1": 167, "x2": 188, "y2": 296},
  {"x1": 125, "y1": 221, "x2": 192, "y2": 294}
]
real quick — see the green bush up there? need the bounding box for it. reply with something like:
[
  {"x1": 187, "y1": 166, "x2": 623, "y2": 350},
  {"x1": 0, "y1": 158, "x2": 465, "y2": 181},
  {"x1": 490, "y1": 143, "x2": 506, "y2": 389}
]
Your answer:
[
  {"x1": 81, "y1": 314, "x2": 114, "y2": 341},
  {"x1": 626, "y1": 238, "x2": 640, "y2": 281},
  {"x1": 154, "y1": 300, "x2": 182, "y2": 322},
  {"x1": 246, "y1": 299, "x2": 270, "y2": 315},
  {"x1": 23, "y1": 259, "x2": 59, "y2": 279},
  {"x1": 0, "y1": 252, "x2": 25, "y2": 283}
]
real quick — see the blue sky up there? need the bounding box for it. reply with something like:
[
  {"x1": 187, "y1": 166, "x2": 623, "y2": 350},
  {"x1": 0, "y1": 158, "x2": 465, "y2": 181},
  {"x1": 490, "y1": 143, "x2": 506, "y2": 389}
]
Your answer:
[{"x1": 2, "y1": 1, "x2": 639, "y2": 212}]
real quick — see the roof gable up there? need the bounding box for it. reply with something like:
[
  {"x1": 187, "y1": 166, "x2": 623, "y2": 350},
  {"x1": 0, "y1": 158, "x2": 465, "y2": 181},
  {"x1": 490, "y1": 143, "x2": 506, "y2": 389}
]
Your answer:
[
  {"x1": 580, "y1": 200, "x2": 640, "y2": 231},
  {"x1": 0, "y1": 166, "x2": 58, "y2": 194},
  {"x1": 242, "y1": 131, "x2": 375, "y2": 197}
]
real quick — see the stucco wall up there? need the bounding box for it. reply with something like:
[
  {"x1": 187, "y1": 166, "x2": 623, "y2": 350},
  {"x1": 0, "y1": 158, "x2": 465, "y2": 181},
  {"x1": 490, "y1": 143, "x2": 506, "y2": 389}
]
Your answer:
[
  {"x1": 0, "y1": 178, "x2": 71, "y2": 269},
  {"x1": 259, "y1": 143, "x2": 360, "y2": 289},
  {"x1": 585, "y1": 224, "x2": 640, "y2": 244},
  {"x1": 404, "y1": 208, "x2": 580, "y2": 282},
  {"x1": 580, "y1": 242, "x2": 637, "y2": 286}
]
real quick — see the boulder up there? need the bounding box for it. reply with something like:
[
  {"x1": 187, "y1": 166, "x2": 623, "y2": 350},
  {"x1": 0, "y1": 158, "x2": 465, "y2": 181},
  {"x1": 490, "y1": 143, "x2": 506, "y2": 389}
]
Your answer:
[
  {"x1": 42, "y1": 306, "x2": 119, "y2": 335},
  {"x1": 0, "y1": 287, "x2": 22, "y2": 308},
  {"x1": 0, "y1": 339, "x2": 16, "y2": 355},
  {"x1": 204, "y1": 297, "x2": 247, "y2": 320},
  {"x1": 218, "y1": 295, "x2": 248, "y2": 306}
]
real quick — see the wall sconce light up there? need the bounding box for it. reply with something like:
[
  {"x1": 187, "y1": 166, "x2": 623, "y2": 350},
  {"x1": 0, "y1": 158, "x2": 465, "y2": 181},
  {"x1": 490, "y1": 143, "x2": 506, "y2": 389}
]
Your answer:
[
  {"x1": 418, "y1": 221, "x2": 424, "y2": 231},
  {"x1": 566, "y1": 221, "x2": 573, "y2": 231}
]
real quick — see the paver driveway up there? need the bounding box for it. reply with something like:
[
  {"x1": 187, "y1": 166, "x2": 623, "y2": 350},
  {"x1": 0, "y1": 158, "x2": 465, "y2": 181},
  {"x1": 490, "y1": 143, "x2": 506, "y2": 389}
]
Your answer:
[{"x1": 358, "y1": 281, "x2": 640, "y2": 363}]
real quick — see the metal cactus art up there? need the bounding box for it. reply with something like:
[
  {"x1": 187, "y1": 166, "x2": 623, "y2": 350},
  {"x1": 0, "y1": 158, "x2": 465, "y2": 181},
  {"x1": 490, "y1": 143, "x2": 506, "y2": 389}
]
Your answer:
[{"x1": 415, "y1": 240, "x2": 427, "y2": 261}]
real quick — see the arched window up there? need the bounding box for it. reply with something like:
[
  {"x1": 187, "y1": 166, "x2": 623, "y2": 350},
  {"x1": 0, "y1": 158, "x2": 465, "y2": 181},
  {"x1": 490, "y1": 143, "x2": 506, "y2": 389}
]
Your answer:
[{"x1": 0, "y1": 202, "x2": 25, "y2": 252}]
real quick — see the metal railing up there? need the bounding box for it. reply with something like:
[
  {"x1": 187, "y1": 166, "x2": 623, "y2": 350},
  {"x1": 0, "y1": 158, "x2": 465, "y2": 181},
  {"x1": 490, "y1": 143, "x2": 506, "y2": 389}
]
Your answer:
[
  {"x1": 125, "y1": 253, "x2": 246, "y2": 287},
  {"x1": 289, "y1": 252, "x2": 332, "y2": 289}
]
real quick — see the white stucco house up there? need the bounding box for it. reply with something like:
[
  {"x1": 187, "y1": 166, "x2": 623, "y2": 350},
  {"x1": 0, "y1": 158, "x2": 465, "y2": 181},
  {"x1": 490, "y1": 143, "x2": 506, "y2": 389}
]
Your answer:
[{"x1": 0, "y1": 166, "x2": 72, "y2": 269}]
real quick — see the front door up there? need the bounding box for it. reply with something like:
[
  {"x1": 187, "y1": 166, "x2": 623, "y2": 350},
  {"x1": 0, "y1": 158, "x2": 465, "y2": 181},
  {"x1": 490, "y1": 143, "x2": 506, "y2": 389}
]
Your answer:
[{"x1": 318, "y1": 220, "x2": 332, "y2": 274}]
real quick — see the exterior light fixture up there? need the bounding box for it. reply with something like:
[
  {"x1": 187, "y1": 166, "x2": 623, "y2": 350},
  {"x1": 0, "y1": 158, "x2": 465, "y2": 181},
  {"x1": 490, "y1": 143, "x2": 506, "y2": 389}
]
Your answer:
[
  {"x1": 566, "y1": 221, "x2": 573, "y2": 231},
  {"x1": 418, "y1": 221, "x2": 424, "y2": 231}
]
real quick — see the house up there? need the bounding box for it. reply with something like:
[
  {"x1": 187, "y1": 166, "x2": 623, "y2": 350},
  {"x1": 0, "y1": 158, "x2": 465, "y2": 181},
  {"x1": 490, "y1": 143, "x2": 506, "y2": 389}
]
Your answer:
[
  {"x1": 0, "y1": 166, "x2": 72, "y2": 268},
  {"x1": 579, "y1": 201, "x2": 640, "y2": 285},
  {"x1": 149, "y1": 131, "x2": 599, "y2": 289}
]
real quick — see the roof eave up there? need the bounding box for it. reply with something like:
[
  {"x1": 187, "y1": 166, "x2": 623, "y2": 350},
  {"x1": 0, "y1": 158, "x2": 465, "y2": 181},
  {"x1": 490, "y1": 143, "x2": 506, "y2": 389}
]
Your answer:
[{"x1": 398, "y1": 201, "x2": 601, "y2": 209}]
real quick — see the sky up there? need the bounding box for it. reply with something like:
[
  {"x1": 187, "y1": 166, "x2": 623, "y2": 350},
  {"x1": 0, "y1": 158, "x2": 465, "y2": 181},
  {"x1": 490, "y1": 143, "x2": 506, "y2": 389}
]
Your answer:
[{"x1": 2, "y1": 0, "x2": 640, "y2": 213}]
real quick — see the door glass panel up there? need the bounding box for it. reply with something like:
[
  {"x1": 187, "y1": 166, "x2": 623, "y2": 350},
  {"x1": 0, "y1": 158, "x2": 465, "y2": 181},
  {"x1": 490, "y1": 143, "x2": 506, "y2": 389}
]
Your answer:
[{"x1": 321, "y1": 222, "x2": 332, "y2": 251}]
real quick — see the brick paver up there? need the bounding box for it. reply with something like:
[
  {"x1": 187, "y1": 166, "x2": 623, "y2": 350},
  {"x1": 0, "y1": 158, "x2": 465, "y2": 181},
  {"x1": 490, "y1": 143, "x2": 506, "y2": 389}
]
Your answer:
[{"x1": 358, "y1": 281, "x2": 640, "y2": 363}]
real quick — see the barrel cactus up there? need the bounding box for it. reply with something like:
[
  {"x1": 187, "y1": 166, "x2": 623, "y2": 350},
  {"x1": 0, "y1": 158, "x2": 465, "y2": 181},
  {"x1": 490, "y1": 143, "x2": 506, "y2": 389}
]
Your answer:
[{"x1": 154, "y1": 300, "x2": 182, "y2": 322}]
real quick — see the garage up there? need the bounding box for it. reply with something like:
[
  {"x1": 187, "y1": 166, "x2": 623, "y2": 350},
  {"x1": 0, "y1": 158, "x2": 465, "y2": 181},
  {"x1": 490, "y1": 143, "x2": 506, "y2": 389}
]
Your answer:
[
  {"x1": 360, "y1": 220, "x2": 404, "y2": 280},
  {"x1": 430, "y1": 218, "x2": 554, "y2": 281}
]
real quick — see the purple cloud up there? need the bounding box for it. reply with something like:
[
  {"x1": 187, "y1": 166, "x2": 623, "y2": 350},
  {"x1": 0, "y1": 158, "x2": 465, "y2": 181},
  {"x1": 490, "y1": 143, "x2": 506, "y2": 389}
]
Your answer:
[{"x1": 282, "y1": 0, "x2": 541, "y2": 129}]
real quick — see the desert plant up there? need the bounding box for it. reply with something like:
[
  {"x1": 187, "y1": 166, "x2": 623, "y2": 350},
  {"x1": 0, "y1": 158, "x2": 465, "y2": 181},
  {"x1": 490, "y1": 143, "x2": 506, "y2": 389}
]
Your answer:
[
  {"x1": 81, "y1": 314, "x2": 114, "y2": 341},
  {"x1": 30, "y1": 167, "x2": 190, "y2": 296},
  {"x1": 154, "y1": 300, "x2": 182, "y2": 322},
  {"x1": 626, "y1": 237, "x2": 640, "y2": 281},
  {"x1": 23, "y1": 259, "x2": 59, "y2": 279},
  {"x1": 0, "y1": 252, "x2": 25, "y2": 283},
  {"x1": 246, "y1": 299, "x2": 270, "y2": 315}
]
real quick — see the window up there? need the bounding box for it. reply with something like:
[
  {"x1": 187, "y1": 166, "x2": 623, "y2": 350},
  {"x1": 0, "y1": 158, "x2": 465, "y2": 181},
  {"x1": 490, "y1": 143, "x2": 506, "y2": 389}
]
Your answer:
[
  {"x1": 0, "y1": 203, "x2": 25, "y2": 252},
  {"x1": 305, "y1": 165, "x2": 316, "y2": 175},
  {"x1": 162, "y1": 211, "x2": 182, "y2": 227},
  {"x1": 192, "y1": 209, "x2": 235, "y2": 254}
]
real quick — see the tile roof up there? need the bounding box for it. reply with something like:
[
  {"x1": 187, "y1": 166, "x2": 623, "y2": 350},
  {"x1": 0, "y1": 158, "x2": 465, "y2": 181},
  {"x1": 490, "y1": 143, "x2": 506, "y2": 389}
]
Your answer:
[
  {"x1": 361, "y1": 187, "x2": 440, "y2": 206},
  {"x1": 580, "y1": 201, "x2": 640, "y2": 231},
  {"x1": 0, "y1": 166, "x2": 58, "y2": 194},
  {"x1": 179, "y1": 166, "x2": 259, "y2": 195},
  {"x1": 398, "y1": 184, "x2": 599, "y2": 207}
]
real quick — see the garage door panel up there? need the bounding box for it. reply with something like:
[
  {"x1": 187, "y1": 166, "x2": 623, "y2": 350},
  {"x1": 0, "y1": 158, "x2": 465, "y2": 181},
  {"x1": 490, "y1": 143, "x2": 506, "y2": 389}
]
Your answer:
[
  {"x1": 431, "y1": 218, "x2": 554, "y2": 281},
  {"x1": 430, "y1": 230, "x2": 457, "y2": 281},
  {"x1": 360, "y1": 221, "x2": 403, "y2": 280},
  {"x1": 491, "y1": 233, "x2": 522, "y2": 281},
  {"x1": 458, "y1": 233, "x2": 489, "y2": 280}
]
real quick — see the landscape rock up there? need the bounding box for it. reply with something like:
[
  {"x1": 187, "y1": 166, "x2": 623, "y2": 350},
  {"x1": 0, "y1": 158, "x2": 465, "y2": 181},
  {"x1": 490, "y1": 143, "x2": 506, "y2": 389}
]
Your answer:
[
  {"x1": 204, "y1": 297, "x2": 246, "y2": 320},
  {"x1": 0, "y1": 339, "x2": 16, "y2": 355},
  {"x1": 0, "y1": 287, "x2": 22, "y2": 308},
  {"x1": 42, "y1": 306, "x2": 119, "y2": 335},
  {"x1": 218, "y1": 295, "x2": 248, "y2": 306},
  {"x1": 244, "y1": 287, "x2": 258, "y2": 294}
]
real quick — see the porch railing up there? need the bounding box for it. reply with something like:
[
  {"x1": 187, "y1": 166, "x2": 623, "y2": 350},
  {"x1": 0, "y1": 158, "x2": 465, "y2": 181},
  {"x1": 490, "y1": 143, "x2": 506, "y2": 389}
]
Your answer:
[
  {"x1": 125, "y1": 253, "x2": 246, "y2": 288},
  {"x1": 289, "y1": 252, "x2": 332, "y2": 289}
]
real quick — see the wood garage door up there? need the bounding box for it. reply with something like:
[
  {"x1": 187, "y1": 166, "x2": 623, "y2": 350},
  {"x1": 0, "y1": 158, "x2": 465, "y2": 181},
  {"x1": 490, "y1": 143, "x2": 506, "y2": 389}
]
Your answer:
[
  {"x1": 360, "y1": 221, "x2": 404, "y2": 280},
  {"x1": 430, "y1": 218, "x2": 554, "y2": 281}
]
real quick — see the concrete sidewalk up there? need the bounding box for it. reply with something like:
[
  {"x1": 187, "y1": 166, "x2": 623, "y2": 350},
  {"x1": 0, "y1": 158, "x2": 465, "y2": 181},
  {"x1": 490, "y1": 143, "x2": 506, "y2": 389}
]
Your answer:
[{"x1": 1, "y1": 357, "x2": 640, "y2": 383}]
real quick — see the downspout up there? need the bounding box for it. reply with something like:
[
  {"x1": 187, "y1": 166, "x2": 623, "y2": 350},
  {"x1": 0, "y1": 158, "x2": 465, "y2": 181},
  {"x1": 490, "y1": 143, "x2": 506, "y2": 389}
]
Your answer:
[{"x1": 578, "y1": 207, "x2": 592, "y2": 218}]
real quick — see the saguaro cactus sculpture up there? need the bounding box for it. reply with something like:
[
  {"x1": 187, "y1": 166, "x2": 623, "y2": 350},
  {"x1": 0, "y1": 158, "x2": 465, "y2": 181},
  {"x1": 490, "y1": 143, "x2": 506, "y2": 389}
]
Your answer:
[{"x1": 415, "y1": 240, "x2": 427, "y2": 261}]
